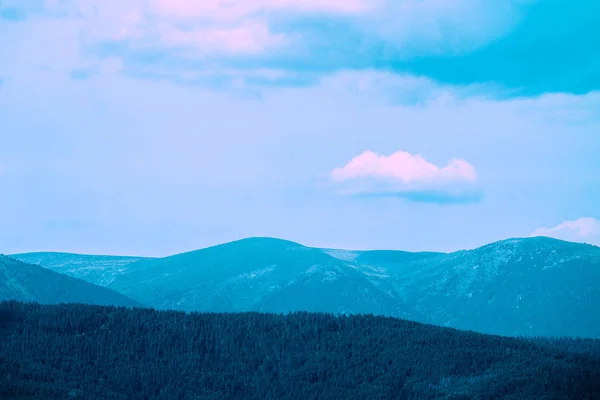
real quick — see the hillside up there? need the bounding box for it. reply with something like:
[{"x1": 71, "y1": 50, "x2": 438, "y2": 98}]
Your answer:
[
  {"x1": 0, "y1": 256, "x2": 141, "y2": 307},
  {"x1": 107, "y1": 238, "x2": 415, "y2": 319},
  {"x1": 1, "y1": 301, "x2": 599, "y2": 400},
  {"x1": 319, "y1": 248, "x2": 442, "y2": 264},
  {"x1": 382, "y1": 237, "x2": 600, "y2": 338},
  {"x1": 10, "y1": 252, "x2": 151, "y2": 287},
  {"x1": 18, "y1": 236, "x2": 600, "y2": 338}
]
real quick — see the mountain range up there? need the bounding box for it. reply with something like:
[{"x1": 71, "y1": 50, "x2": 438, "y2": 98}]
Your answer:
[{"x1": 9, "y1": 236, "x2": 600, "y2": 338}]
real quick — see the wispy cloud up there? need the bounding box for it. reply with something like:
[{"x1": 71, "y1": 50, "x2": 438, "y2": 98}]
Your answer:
[
  {"x1": 69, "y1": 58, "x2": 122, "y2": 80},
  {"x1": 330, "y1": 150, "x2": 479, "y2": 204},
  {"x1": 61, "y1": 0, "x2": 373, "y2": 55},
  {"x1": 149, "y1": 0, "x2": 373, "y2": 19},
  {"x1": 351, "y1": 189, "x2": 483, "y2": 205},
  {"x1": 531, "y1": 217, "x2": 600, "y2": 245},
  {"x1": 155, "y1": 21, "x2": 286, "y2": 54},
  {"x1": 0, "y1": 6, "x2": 25, "y2": 21}
]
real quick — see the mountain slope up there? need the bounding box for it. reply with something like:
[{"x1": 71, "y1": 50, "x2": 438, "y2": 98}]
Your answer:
[
  {"x1": 385, "y1": 237, "x2": 600, "y2": 338},
  {"x1": 319, "y1": 248, "x2": 443, "y2": 264},
  {"x1": 105, "y1": 236, "x2": 600, "y2": 338},
  {"x1": 16, "y1": 236, "x2": 600, "y2": 338},
  {"x1": 2, "y1": 301, "x2": 599, "y2": 400},
  {"x1": 0, "y1": 255, "x2": 141, "y2": 307},
  {"x1": 107, "y1": 237, "x2": 415, "y2": 318},
  {"x1": 10, "y1": 252, "x2": 151, "y2": 287}
]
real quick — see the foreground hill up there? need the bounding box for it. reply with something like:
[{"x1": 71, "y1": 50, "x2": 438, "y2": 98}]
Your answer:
[
  {"x1": 1, "y1": 301, "x2": 599, "y2": 400},
  {"x1": 10, "y1": 252, "x2": 151, "y2": 287},
  {"x1": 0, "y1": 256, "x2": 140, "y2": 307},
  {"x1": 107, "y1": 238, "x2": 415, "y2": 319}
]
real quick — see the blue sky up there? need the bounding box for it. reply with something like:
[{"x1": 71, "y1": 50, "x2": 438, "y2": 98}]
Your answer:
[{"x1": 1, "y1": 0, "x2": 599, "y2": 256}]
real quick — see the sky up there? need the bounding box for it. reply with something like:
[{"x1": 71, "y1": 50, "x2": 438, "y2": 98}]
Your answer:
[{"x1": 1, "y1": 0, "x2": 599, "y2": 256}]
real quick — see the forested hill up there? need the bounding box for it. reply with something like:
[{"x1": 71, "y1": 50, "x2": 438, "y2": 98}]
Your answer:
[{"x1": 1, "y1": 302, "x2": 599, "y2": 400}]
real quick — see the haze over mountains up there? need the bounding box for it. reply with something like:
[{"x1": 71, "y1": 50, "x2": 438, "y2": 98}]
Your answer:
[
  {"x1": 12, "y1": 253, "x2": 151, "y2": 287},
  {"x1": 10, "y1": 236, "x2": 600, "y2": 339},
  {"x1": 0, "y1": 255, "x2": 140, "y2": 307}
]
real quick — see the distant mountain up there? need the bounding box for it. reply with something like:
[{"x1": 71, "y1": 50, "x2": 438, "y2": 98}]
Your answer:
[
  {"x1": 10, "y1": 252, "x2": 152, "y2": 287},
  {"x1": 380, "y1": 237, "x2": 600, "y2": 338},
  {"x1": 107, "y1": 238, "x2": 417, "y2": 319},
  {"x1": 0, "y1": 255, "x2": 141, "y2": 307},
  {"x1": 17, "y1": 236, "x2": 600, "y2": 338}
]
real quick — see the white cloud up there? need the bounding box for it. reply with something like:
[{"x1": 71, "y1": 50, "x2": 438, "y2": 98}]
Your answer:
[
  {"x1": 531, "y1": 217, "x2": 600, "y2": 245},
  {"x1": 0, "y1": 0, "x2": 539, "y2": 95},
  {"x1": 15, "y1": 0, "x2": 520, "y2": 58},
  {"x1": 331, "y1": 150, "x2": 477, "y2": 184},
  {"x1": 149, "y1": 0, "x2": 373, "y2": 21},
  {"x1": 155, "y1": 21, "x2": 286, "y2": 53}
]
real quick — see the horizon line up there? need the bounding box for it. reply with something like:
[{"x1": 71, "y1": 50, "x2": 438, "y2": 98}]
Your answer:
[{"x1": 5, "y1": 235, "x2": 594, "y2": 259}]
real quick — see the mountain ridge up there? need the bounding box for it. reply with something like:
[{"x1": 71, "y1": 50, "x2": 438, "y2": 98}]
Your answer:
[
  {"x1": 13, "y1": 235, "x2": 596, "y2": 264},
  {"x1": 8, "y1": 235, "x2": 600, "y2": 338},
  {"x1": 106, "y1": 237, "x2": 419, "y2": 319}
]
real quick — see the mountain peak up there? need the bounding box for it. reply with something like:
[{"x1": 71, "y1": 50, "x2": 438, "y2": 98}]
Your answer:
[
  {"x1": 187, "y1": 237, "x2": 307, "y2": 255},
  {"x1": 224, "y1": 237, "x2": 305, "y2": 247}
]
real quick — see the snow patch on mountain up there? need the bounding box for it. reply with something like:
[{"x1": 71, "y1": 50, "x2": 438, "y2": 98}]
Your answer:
[{"x1": 319, "y1": 249, "x2": 360, "y2": 261}]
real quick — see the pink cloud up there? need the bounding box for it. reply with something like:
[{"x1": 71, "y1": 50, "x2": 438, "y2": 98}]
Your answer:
[{"x1": 331, "y1": 150, "x2": 477, "y2": 184}]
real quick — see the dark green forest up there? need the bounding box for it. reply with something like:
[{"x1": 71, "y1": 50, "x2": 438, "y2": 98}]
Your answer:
[
  {"x1": 1, "y1": 301, "x2": 599, "y2": 400},
  {"x1": 526, "y1": 336, "x2": 600, "y2": 358}
]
